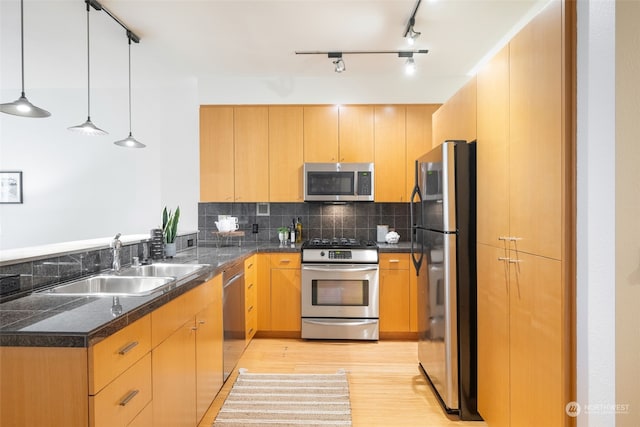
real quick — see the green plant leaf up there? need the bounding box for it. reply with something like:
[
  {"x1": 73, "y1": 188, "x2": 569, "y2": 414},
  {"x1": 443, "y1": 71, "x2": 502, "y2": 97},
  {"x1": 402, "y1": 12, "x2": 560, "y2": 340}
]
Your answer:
[{"x1": 162, "y1": 205, "x2": 180, "y2": 243}]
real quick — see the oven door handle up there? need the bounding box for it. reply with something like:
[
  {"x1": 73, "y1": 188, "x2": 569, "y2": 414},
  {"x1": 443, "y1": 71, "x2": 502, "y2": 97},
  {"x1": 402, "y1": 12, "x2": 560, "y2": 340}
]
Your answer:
[
  {"x1": 301, "y1": 265, "x2": 379, "y2": 273},
  {"x1": 303, "y1": 319, "x2": 379, "y2": 326}
]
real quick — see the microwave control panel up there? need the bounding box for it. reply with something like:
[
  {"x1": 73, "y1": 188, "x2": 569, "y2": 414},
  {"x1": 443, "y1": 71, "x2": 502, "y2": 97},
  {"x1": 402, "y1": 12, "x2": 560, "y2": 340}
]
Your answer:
[{"x1": 357, "y1": 172, "x2": 372, "y2": 195}]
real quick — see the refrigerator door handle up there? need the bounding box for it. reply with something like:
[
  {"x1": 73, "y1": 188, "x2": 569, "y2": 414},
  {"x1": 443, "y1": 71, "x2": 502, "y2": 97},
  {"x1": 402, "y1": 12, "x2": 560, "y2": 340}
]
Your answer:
[{"x1": 410, "y1": 160, "x2": 424, "y2": 275}]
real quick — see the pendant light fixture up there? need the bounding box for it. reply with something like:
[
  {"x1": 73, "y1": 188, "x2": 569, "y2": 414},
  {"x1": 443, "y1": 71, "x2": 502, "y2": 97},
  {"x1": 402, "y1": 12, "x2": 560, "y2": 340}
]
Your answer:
[
  {"x1": 68, "y1": 1, "x2": 107, "y2": 135},
  {"x1": 0, "y1": 0, "x2": 51, "y2": 118},
  {"x1": 114, "y1": 32, "x2": 145, "y2": 148}
]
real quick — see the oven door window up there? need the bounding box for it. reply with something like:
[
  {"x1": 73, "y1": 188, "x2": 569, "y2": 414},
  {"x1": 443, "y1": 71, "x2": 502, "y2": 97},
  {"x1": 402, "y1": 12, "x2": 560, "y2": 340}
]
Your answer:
[{"x1": 312, "y1": 279, "x2": 369, "y2": 306}]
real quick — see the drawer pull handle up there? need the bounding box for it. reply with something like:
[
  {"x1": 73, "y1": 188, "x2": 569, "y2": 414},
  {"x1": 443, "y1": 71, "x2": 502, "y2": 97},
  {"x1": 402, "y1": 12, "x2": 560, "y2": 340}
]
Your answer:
[
  {"x1": 248, "y1": 305, "x2": 254, "y2": 312},
  {"x1": 248, "y1": 283, "x2": 254, "y2": 289},
  {"x1": 498, "y1": 257, "x2": 510, "y2": 262},
  {"x1": 248, "y1": 328, "x2": 254, "y2": 334},
  {"x1": 388, "y1": 259, "x2": 400, "y2": 263},
  {"x1": 509, "y1": 259, "x2": 522, "y2": 264},
  {"x1": 247, "y1": 263, "x2": 254, "y2": 269},
  {"x1": 191, "y1": 326, "x2": 198, "y2": 331},
  {"x1": 119, "y1": 389, "x2": 139, "y2": 406},
  {"x1": 199, "y1": 320, "x2": 206, "y2": 325},
  {"x1": 118, "y1": 341, "x2": 139, "y2": 356}
]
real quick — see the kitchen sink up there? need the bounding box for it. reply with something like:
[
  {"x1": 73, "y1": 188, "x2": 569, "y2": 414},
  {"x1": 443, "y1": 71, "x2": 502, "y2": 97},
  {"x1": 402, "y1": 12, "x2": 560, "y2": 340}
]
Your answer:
[
  {"x1": 119, "y1": 263, "x2": 208, "y2": 279},
  {"x1": 40, "y1": 275, "x2": 175, "y2": 297}
]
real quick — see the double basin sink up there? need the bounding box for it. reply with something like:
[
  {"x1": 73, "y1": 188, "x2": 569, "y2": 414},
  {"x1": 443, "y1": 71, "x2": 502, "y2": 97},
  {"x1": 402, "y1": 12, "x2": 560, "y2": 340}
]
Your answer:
[{"x1": 40, "y1": 263, "x2": 209, "y2": 297}]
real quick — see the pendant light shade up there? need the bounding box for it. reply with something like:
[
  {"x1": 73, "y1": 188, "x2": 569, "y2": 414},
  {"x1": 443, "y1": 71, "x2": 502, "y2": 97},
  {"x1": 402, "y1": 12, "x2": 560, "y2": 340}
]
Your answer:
[
  {"x1": 0, "y1": 0, "x2": 51, "y2": 118},
  {"x1": 114, "y1": 33, "x2": 145, "y2": 148},
  {"x1": 69, "y1": 2, "x2": 107, "y2": 135}
]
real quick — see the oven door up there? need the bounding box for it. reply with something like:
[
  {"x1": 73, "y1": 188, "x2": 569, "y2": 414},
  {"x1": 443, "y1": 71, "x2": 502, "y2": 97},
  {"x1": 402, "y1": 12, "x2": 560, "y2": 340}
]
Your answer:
[{"x1": 301, "y1": 264, "x2": 379, "y2": 319}]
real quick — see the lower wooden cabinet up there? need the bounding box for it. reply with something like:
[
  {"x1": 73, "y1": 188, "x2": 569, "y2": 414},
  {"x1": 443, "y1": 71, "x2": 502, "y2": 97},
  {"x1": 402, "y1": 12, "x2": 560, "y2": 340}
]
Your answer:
[
  {"x1": 270, "y1": 254, "x2": 302, "y2": 333},
  {"x1": 378, "y1": 253, "x2": 416, "y2": 337},
  {"x1": 245, "y1": 255, "x2": 258, "y2": 342}
]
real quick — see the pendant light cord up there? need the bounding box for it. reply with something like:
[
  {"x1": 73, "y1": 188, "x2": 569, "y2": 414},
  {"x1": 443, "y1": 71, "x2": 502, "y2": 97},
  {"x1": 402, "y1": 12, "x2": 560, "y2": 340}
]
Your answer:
[
  {"x1": 86, "y1": 3, "x2": 91, "y2": 118},
  {"x1": 19, "y1": 0, "x2": 25, "y2": 95},
  {"x1": 127, "y1": 36, "x2": 132, "y2": 134}
]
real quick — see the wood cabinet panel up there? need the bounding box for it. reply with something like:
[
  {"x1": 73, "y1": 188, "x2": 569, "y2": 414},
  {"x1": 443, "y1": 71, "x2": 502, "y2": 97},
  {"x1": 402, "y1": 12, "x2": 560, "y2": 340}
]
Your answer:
[
  {"x1": 90, "y1": 353, "x2": 152, "y2": 427},
  {"x1": 152, "y1": 321, "x2": 197, "y2": 427},
  {"x1": 256, "y1": 254, "x2": 272, "y2": 331},
  {"x1": 195, "y1": 294, "x2": 223, "y2": 422},
  {"x1": 234, "y1": 106, "x2": 269, "y2": 202},
  {"x1": 270, "y1": 268, "x2": 301, "y2": 332},
  {"x1": 476, "y1": 244, "x2": 510, "y2": 427},
  {"x1": 200, "y1": 106, "x2": 234, "y2": 202},
  {"x1": 152, "y1": 291, "x2": 192, "y2": 348},
  {"x1": 509, "y1": 0, "x2": 563, "y2": 260},
  {"x1": 406, "y1": 104, "x2": 441, "y2": 201},
  {"x1": 374, "y1": 106, "x2": 406, "y2": 202},
  {"x1": 303, "y1": 105, "x2": 339, "y2": 162},
  {"x1": 509, "y1": 251, "x2": 563, "y2": 427},
  {"x1": 338, "y1": 105, "x2": 374, "y2": 162},
  {"x1": 0, "y1": 347, "x2": 88, "y2": 427},
  {"x1": 477, "y1": 45, "x2": 510, "y2": 248},
  {"x1": 269, "y1": 106, "x2": 304, "y2": 201},
  {"x1": 379, "y1": 253, "x2": 411, "y2": 333},
  {"x1": 89, "y1": 315, "x2": 151, "y2": 395},
  {"x1": 245, "y1": 255, "x2": 258, "y2": 341},
  {"x1": 127, "y1": 402, "x2": 153, "y2": 427},
  {"x1": 432, "y1": 77, "x2": 477, "y2": 147}
]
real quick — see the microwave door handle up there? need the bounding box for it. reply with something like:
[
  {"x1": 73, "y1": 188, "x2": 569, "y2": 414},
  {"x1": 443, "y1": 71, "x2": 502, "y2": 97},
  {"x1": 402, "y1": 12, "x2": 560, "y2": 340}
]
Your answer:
[{"x1": 301, "y1": 266, "x2": 379, "y2": 273}]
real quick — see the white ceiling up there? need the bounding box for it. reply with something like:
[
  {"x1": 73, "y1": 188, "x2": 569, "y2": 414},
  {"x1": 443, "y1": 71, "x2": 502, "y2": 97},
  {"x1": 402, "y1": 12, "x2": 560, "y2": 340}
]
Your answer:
[{"x1": 97, "y1": 0, "x2": 548, "y2": 84}]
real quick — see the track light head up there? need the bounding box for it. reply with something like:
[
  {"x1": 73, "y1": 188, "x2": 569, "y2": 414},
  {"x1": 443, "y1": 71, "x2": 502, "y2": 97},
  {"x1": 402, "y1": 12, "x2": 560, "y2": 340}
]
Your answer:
[
  {"x1": 405, "y1": 57, "x2": 416, "y2": 75},
  {"x1": 406, "y1": 26, "x2": 421, "y2": 45},
  {"x1": 328, "y1": 52, "x2": 346, "y2": 73}
]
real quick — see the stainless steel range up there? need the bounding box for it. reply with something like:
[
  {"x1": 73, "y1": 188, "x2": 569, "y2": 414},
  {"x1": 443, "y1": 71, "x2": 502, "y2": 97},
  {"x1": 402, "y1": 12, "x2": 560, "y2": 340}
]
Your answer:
[{"x1": 301, "y1": 238, "x2": 380, "y2": 340}]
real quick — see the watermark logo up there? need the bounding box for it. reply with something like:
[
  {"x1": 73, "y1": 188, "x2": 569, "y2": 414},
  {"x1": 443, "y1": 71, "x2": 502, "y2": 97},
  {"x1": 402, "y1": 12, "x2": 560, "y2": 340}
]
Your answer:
[
  {"x1": 566, "y1": 401, "x2": 581, "y2": 417},
  {"x1": 565, "y1": 401, "x2": 630, "y2": 417}
]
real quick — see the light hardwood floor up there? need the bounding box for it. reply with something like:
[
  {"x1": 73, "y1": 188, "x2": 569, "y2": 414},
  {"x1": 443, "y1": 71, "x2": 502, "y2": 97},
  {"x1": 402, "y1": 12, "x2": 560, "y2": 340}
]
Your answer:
[{"x1": 199, "y1": 338, "x2": 487, "y2": 427}]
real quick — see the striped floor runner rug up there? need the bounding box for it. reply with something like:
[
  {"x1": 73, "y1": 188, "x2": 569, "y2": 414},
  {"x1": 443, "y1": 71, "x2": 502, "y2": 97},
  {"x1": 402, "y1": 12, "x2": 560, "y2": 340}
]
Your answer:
[{"x1": 213, "y1": 368, "x2": 352, "y2": 426}]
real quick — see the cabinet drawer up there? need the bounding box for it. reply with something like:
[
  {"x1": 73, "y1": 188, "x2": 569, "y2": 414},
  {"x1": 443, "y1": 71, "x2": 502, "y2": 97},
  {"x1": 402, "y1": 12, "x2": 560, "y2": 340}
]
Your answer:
[
  {"x1": 246, "y1": 309, "x2": 257, "y2": 340},
  {"x1": 89, "y1": 315, "x2": 151, "y2": 394},
  {"x1": 379, "y1": 253, "x2": 410, "y2": 270},
  {"x1": 270, "y1": 253, "x2": 301, "y2": 269},
  {"x1": 90, "y1": 353, "x2": 152, "y2": 427}
]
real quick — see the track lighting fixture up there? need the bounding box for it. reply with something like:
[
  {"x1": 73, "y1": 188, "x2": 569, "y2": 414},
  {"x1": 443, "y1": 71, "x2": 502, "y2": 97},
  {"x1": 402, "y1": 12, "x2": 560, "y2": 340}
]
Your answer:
[
  {"x1": 328, "y1": 52, "x2": 346, "y2": 73},
  {"x1": 68, "y1": 1, "x2": 107, "y2": 135},
  {"x1": 398, "y1": 51, "x2": 416, "y2": 75},
  {"x1": 0, "y1": 0, "x2": 51, "y2": 118},
  {"x1": 296, "y1": 49, "x2": 428, "y2": 74},
  {"x1": 403, "y1": 0, "x2": 423, "y2": 45},
  {"x1": 114, "y1": 32, "x2": 145, "y2": 148}
]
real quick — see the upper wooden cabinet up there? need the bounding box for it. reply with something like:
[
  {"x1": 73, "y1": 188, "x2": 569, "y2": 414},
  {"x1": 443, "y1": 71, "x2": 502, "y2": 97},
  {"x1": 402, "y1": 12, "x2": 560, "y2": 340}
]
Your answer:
[
  {"x1": 269, "y1": 106, "x2": 304, "y2": 202},
  {"x1": 509, "y1": 0, "x2": 564, "y2": 260},
  {"x1": 338, "y1": 105, "x2": 374, "y2": 162},
  {"x1": 432, "y1": 77, "x2": 477, "y2": 146},
  {"x1": 234, "y1": 106, "x2": 270, "y2": 202},
  {"x1": 200, "y1": 106, "x2": 234, "y2": 202},
  {"x1": 406, "y1": 104, "x2": 441, "y2": 201},
  {"x1": 374, "y1": 106, "x2": 406, "y2": 202},
  {"x1": 477, "y1": 46, "x2": 510, "y2": 247},
  {"x1": 303, "y1": 105, "x2": 339, "y2": 162}
]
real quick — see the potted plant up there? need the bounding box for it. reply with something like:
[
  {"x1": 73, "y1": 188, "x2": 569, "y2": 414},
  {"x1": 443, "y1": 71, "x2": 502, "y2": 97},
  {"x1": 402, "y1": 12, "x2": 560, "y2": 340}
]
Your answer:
[
  {"x1": 162, "y1": 206, "x2": 180, "y2": 257},
  {"x1": 277, "y1": 226, "x2": 289, "y2": 245}
]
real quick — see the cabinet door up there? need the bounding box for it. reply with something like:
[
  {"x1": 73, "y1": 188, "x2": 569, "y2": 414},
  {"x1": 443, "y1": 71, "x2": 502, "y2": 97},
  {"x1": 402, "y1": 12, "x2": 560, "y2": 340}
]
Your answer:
[
  {"x1": 406, "y1": 104, "x2": 440, "y2": 201},
  {"x1": 195, "y1": 275, "x2": 223, "y2": 423},
  {"x1": 476, "y1": 244, "x2": 510, "y2": 427},
  {"x1": 374, "y1": 105, "x2": 406, "y2": 202},
  {"x1": 269, "y1": 106, "x2": 304, "y2": 202},
  {"x1": 338, "y1": 105, "x2": 374, "y2": 162},
  {"x1": 509, "y1": 251, "x2": 563, "y2": 427},
  {"x1": 200, "y1": 106, "x2": 234, "y2": 202},
  {"x1": 432, "y1": 77, "x2": 477, "y2": 146},
  {"x1": 509, "y1": 0, "x2": 563, "y2": 260},
  {"x1": 270, "y1": 268, "x2": 301, "y2": 332},
  {"x1": 379, "y1": 268, "x2": 410, "y2": 333},
  {"x1": 152, "y1": 321, "x2": 196, "y2": 427},
  {"x1": 234, "y1": 106, "x2": 269, "y2": 202},
  {"x1": 476, "y1": 45, "x2": 510, "y2": 247},
  {"x1": 257, "y1": 254, "x2": 272, "y2": 331},
  {"x1": 303, "y1": 105, "x2": 339, "y2": 162}
]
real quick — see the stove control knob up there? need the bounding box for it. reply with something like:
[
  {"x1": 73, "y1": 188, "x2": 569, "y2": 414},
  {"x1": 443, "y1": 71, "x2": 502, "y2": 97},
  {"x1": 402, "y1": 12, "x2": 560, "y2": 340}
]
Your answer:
[{"x1": 320, "y1": 251, "x2": 325, "y2": 257}]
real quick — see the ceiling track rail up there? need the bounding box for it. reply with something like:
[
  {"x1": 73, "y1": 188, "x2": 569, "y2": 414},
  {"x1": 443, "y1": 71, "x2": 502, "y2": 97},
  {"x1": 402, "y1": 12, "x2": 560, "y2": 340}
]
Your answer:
[
  {"x1": 86, "y1": 0, "x2": 140, "y2": 43},
  {"x1": 403, "y1": 0, "x2": 422, "y2": 38}
]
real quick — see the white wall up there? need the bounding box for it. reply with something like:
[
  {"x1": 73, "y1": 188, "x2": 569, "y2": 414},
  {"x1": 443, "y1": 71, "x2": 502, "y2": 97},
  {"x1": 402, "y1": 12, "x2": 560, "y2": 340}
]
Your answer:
[{"x1": 0, "y1": 0, "x2": 199, "y2": 250}]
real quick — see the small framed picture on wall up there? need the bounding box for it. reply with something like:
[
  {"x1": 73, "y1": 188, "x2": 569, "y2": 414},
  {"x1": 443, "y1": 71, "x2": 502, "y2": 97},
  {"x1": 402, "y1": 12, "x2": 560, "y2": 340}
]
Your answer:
[{"x1": 0, "y1": 171, "x2": 23, "y2": 204}]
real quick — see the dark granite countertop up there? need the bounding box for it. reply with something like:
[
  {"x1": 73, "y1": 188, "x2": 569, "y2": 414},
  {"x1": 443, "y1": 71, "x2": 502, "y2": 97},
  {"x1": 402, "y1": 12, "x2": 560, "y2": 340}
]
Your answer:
[{"x1": 0, "y1": 242, "x2": 409, "y2": 348}]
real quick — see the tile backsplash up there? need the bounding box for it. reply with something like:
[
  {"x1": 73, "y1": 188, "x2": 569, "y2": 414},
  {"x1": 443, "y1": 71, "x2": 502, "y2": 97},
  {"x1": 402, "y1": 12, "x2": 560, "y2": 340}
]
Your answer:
[{"x1": 198, "y1": 202, "x2": 410, "y2": 245}]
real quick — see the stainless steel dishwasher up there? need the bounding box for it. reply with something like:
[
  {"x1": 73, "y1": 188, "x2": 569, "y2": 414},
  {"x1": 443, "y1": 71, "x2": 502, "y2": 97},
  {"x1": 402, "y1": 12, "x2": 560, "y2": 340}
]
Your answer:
[{"x1": 222, "y1": 260, "x2": 245, "y2": 382}]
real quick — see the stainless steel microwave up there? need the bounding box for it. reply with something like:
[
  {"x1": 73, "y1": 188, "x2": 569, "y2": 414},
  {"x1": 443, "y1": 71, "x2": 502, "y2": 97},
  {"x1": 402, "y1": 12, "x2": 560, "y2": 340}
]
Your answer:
[{"x1": 303, "y1": 162, "x2": 374, "y2": 202}]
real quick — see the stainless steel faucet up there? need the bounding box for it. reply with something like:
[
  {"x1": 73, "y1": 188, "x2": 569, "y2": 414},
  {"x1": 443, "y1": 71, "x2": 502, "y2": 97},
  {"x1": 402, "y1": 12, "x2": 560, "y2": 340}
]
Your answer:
[{"x1": 111, "y1": 233, "x2": 123, "y2": 272}]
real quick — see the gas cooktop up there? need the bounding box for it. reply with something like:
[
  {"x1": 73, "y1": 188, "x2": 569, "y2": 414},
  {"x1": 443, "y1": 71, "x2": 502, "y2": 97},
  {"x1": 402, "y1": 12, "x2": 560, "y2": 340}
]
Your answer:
[{"x1": 302, "y1": 237, "x2": 378, "y2": 250}]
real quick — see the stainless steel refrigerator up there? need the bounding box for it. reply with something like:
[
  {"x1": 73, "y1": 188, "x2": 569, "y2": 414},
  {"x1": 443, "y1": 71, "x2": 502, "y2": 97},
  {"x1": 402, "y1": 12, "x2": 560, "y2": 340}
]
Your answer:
[{"x1": 410, "y1": 140, "x2": 481, "y2": 420}]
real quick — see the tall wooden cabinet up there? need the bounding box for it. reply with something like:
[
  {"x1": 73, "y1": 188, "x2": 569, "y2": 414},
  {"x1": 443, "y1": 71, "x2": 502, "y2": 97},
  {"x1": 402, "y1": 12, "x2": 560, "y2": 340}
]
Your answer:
[
  {"x1": 476, "y1": 1, "x2": 572, "y2": 426},
  {"x1": 432, "y1": 77, "x2": 477, "y2": 146},
  {"x1": 200, "y1": 106, "x2": 234, "y2": 202},
  {"x1": 374, "y1": 106, "x2": 407, "y2": 202},
  {"x1": 234, "y1": 106, "x2": 269, "y2": 202},
  {"x1": 406, "y1": 104, "x2": 441, "y2": 201},
  {"x1": 269, "y1": 106, "x2": 304, "y2": 201},
  {"x1": 303, "y1": 105, "x2": 339, "y2": 162},
  {"x1": 338, "y1": 105, "x2": 375, "y2": 162}
]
